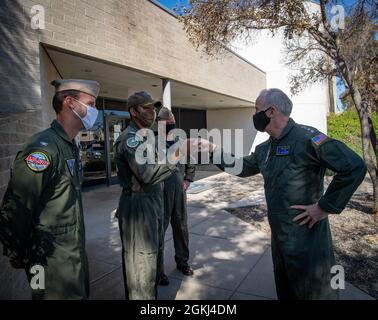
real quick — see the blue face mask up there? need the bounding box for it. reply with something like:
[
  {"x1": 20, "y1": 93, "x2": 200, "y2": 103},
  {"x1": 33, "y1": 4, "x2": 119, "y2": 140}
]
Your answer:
[{"x1": 71, "y1": 98, "x2": 99, "y2": 130}]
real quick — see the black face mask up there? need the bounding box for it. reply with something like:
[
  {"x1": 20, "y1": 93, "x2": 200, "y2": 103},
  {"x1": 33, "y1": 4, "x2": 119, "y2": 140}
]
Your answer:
[{"x1": 253, "y1": 107, "x2": 272, "y2": 132}]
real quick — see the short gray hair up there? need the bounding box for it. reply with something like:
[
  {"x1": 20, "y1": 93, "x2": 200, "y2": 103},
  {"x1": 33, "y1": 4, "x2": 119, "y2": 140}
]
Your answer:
[{"x1": 258, "y1": 88, "x2": 293, "y2": 116}]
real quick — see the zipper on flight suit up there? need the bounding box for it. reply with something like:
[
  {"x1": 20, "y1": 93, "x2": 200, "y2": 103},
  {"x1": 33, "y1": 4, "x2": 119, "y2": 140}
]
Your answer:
[
  {"x1": 265, "y1": 138, "x2": 277, "y2": 165},
  {"x1": 264, "y1": 138, "x2": 278, "y2": 198},
  {"x1": 71, "y1": 142, "x2": 88, "y2": 292}
]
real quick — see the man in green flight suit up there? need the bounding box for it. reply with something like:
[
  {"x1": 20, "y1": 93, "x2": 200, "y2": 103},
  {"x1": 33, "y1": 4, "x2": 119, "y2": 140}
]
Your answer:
[
  {"x1": 114, "y1": 91, "x2": 179, "y2": 300},
  {"x1": 199, "y1": 88, "x2": 367, "y2": 300},
  {"x1": 155, "y1": 107, "x2": 195, "y2": 287},
  {"x1": 0, "y1": 79, "x2": 100, "y2": 299}
]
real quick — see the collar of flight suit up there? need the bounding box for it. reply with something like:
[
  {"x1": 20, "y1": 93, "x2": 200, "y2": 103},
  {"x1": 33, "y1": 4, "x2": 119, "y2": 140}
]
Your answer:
[
  {"x1": 128, "y1": 121, "x2": 139, "y2": 133},
  {"x1": 51, "y1": 119, "x2": 75, "y2": 145},
  {"x1": 275, "y1": 117, "x2": 296, "y2": 141}
]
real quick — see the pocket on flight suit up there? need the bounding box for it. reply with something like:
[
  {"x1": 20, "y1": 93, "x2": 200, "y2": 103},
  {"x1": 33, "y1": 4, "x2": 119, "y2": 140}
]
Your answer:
[{"x1": 41, "y1": 164, "x2": 79, "y2": 231}]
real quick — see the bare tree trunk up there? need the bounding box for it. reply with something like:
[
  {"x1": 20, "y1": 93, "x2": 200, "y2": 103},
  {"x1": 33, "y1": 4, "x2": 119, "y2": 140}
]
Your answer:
[
  {"x1": 328, "y1": 75, "x2": 336, "y2": 113},
  {"x1": 373, "y1": 178, "x2": 378, "y2": 221},
  {"x1": 350, "y1": 84, "x2": 378, "y2": 217}
]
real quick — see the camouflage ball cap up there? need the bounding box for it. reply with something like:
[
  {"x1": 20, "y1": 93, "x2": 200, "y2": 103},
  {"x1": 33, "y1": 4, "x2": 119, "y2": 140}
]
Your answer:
[{"x1": 127, "y1": 91, "x2": 160, "y2": 109}]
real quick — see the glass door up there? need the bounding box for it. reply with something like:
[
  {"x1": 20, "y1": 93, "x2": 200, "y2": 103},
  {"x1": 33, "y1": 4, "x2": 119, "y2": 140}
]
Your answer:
[
  {"x1": 105, "y1": 115, "x2": 130, "y2": 185},
  {"x1": 79, "y1": 110, "x2": 107, "y2": 187}
]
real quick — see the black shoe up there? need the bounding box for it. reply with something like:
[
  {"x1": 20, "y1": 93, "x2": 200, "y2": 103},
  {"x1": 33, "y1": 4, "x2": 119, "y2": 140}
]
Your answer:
[
  {"x1": 177, "y1": 265, "x2": 194, "y2": 276},
  {"x1": 159, "y1": 274, "x2": 169, "y2": 286}
]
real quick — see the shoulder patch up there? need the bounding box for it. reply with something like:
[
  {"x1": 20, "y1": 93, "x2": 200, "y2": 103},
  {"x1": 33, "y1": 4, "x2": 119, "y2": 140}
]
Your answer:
[
  {"x1": 25, "y1": 151, "x2": 50, "y2": 172},
  {"x1": 311, "y1": 133, "x2": 328, "y2": 146},
  {"x1": 126, "y1": 137, "x2": 140, "y2": 149},
  {"x1": 300, "y1": 125, "x2": 316, "y2": 134}
]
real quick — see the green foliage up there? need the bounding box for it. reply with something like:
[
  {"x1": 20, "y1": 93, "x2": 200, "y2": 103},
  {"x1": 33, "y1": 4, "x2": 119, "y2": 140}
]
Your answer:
[{"x1": 327, "y1": 110, "x2": 378, "y2": 158}]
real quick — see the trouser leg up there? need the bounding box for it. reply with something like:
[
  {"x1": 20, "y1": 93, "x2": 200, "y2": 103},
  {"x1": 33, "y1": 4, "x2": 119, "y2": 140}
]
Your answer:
[
  {"x1": 271, "y1": 235, "x2": 296, "y2": 300},
  {"x1": 172, "y1": 190, "x2": 189, "y2": 268},
  {"x1": 158, "y1": 184, "x2": 174, "y2": 278},
  {"x1": 119, "y1": 197, "x2": 160, "y2": 300}
]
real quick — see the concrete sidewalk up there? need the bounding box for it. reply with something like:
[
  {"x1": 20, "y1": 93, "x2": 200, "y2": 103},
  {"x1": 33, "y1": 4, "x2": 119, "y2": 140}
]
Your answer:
[{"x1": 83, "y1": 176, "x2": 374, "y2": 300}]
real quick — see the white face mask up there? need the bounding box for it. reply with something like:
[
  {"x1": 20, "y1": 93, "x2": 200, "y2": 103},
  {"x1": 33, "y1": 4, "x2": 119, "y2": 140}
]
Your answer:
[{"x1": 71, "y1": 98, "x2": 99, "y2": 130}]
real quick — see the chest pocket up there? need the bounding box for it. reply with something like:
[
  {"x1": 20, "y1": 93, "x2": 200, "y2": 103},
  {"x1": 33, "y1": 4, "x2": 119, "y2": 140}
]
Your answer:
[
  {"x1": 37, "y1": 156, "x2": 81, "y2": 234},
  {"x1": 260, "y1": 141, "x2": 297, "y2": 188}
]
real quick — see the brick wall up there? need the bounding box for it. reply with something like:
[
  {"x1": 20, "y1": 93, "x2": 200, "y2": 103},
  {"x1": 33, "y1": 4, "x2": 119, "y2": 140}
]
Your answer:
[
  {"x1": 0, "y1": 112, "x2": 45, "y2": 197},
  {"x1": 17, "y1": 0, "x2": 265, "y2": 101}
]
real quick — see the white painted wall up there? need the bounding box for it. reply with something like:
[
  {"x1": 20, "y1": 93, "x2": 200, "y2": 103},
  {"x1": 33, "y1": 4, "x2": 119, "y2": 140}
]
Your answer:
[{"x1": 207, "y1": 107, "x2": 257, "y2": 156}]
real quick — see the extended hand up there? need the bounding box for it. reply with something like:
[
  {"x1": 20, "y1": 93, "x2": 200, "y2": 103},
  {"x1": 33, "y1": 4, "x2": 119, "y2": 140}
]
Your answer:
[
  {"x1": 197, "y1": 138, "x2": 217, "y2": 153},
  {"x1": 167, "y1": 138, "x2": 198, "y2": 164},
  {"x1": 291, "y1": 203, "x2": 329, "y2": 229},
  {"x1": 182, "y1": 180, "x2": 190, "y2": 191}
]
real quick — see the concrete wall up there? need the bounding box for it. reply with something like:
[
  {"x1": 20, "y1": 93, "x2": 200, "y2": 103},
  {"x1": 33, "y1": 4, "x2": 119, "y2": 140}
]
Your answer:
[{"x1": 207, "y1": 108, "x2": 257, "y2": 156}]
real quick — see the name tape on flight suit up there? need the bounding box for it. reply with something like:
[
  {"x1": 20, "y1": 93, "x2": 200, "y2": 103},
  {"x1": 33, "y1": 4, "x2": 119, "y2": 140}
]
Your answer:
[{"x1": 276, "y1": 146, "x2": 290, "y2": 156}]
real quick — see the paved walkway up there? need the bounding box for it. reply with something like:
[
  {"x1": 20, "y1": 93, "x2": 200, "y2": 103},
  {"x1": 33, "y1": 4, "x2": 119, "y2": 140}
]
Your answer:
[{"x1": 83, "y1": 173, "x2": 374, "y2": 300}]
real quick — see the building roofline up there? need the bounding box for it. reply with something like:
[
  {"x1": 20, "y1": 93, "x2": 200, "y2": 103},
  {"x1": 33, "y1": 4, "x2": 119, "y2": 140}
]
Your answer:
[
  {"x1": 147, "y1": 0, "x2": 266, "y2": 75},
  {"x1": 42, "y1": 43, "x2": 257, "y2": 105},
  {"x1": 148, "y1": 0, "x2": 178, "y2": 18}
]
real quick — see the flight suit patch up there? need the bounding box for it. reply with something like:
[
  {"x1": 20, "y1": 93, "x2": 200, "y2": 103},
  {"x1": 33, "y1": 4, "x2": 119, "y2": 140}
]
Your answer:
[
  {"x1": 66, "y1": 159, "x2": 76, "y2": 177},
  {"x1": 312, "y1": 133, "x2": 328, "y2": 146},
  {"x1": 126, "y1": 137, "x2": 140, "y2": 148},
  {"x1": 25, "y1": 151, "x2": 50, "y2": 172},
  {"x1": 276, "y1": 146, "x2": 290, "y2": 156},
  {"x1": 301, "y1": 126, "x2": 316, "y2": 134}
]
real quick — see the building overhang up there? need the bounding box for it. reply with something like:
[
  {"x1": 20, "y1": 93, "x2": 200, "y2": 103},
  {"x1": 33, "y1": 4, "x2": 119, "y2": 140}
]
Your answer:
[{"x1": 45, "y1": 46, "x2": 254, "y2": 110}]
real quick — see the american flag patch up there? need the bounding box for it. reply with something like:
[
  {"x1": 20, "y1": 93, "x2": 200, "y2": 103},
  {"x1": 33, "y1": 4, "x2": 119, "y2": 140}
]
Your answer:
[{"x1": 312, "y1": 133, "x2": 328, "y2": 146}]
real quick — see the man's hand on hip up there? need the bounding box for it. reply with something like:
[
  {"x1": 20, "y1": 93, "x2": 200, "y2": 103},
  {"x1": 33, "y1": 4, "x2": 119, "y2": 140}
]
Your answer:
[{"x1": 291, "y1": 203, "x2": 329, "y2": 229}]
